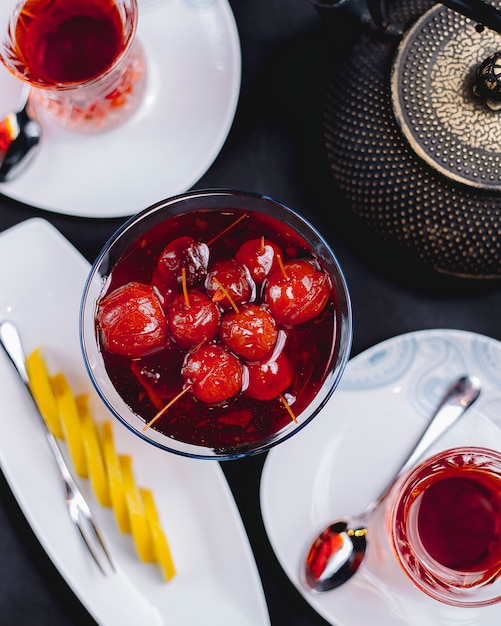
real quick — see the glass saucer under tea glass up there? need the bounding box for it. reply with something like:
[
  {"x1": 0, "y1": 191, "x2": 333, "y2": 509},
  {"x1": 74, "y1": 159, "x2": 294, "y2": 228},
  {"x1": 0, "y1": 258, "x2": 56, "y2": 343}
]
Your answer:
[{"x1": 80, "y1": 190, "x2": 352, "y2": 460}]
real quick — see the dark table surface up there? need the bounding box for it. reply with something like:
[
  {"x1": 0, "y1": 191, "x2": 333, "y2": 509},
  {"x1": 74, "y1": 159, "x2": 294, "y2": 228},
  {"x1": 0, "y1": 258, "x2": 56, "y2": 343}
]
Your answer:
[{"x1": 1, "y1": 1, "x2": 501, "y2": 625}]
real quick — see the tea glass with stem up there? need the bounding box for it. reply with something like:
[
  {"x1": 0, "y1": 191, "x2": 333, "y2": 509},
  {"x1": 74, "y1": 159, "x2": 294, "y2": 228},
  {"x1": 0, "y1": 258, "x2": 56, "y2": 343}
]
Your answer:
[{"x1": 0, "y1": 0, "x2": 147, "y2": 133}]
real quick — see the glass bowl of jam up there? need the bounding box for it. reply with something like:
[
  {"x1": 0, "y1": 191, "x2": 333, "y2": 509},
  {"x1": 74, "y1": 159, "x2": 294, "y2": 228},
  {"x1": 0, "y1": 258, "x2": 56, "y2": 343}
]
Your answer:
[
  {"x1": 389, "y1": 446, "x2": 501, "y2": 607},
  {"x1": 80, "y1": 190, "x2": 353, "y2": 460}
]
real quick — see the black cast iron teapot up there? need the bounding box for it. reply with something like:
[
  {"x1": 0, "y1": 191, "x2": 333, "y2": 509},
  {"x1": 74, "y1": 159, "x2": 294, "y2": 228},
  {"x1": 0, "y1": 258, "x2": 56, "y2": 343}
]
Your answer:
[{"x1": 312, "y1": 0, "x2": 501, "y2": 281}]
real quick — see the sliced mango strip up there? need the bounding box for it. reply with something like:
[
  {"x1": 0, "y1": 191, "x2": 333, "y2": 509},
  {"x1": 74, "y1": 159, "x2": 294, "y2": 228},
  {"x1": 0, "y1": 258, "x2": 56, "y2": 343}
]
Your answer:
[
  {"x1": 100, "y1": 421, "x2": 130, "y2": 533},
  {"x1": 141, "y1": 488, "x2": 176, "y2": 581},
  {"x1": 51, "y1": 373, "x2": 88, "y2": 478},
  {"x1": 120, "y1": 455, "x2": 155, "y2": 563},
  {"x1": 26, "y1": 348, "x2": 64, "y2": 439},
  {"x1": 27, "y1": 349, "x2": 176, "y2": 580},
  {"x1": 76, "y1": 394, "x2": 111, "y2": 507}
]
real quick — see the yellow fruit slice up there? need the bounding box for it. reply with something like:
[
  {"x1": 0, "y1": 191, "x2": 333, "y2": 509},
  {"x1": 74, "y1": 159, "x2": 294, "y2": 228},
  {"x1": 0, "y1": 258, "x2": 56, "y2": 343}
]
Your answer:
[
  {"x1": 100, "y1": 421, "x2": 130, "y2": 533},
  {"x1": 26, "y1": 348, "x2": 64, "y2": 439},
  {"x1": 51, "y1": 373, "x2": 88, "y2": 478},
  {"x1": 26, "y1": 348, "x2": 175, "y2": 580},
  {"x1": 76, "y1": 395, "x2": 110, "y2": 508},
  {"x1": 120, "y1": 455, "x2": 155, "y2": 563},
  {"x1": 141, "y1": 488, "x2": 176, "y2": 581}
]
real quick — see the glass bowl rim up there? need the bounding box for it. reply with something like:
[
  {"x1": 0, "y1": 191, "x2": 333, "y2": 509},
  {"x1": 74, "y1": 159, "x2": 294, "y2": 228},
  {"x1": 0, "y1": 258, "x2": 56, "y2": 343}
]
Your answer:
[{"x1": 79, "y1": 188, "x2": 353, "y2": 460}]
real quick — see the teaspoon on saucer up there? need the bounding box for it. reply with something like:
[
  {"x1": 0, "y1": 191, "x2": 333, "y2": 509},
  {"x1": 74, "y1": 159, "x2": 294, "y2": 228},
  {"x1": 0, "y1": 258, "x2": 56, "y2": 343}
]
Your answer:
[
  {"x1": 0, "y1": 86, "x2": 41, "y2": 182},
  {"x1": 303, "y1": 374, "x2": 481, "y2": 593}
]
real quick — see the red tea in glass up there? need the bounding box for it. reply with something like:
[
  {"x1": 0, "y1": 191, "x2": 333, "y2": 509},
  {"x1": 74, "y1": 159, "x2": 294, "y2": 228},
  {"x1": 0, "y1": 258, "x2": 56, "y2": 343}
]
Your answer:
[
  {"x1": 14, "y1": 0, "x2": 124, "y2": 84},
  {"x1": 0, "y1": 0, "x2": 146, "y2": 132},
  {"x1": 390, "y1": 446, "x2": 501, "y2": 607},
  {"x1": 94, "y1": 208, "x2": 341, "y2": 453}
]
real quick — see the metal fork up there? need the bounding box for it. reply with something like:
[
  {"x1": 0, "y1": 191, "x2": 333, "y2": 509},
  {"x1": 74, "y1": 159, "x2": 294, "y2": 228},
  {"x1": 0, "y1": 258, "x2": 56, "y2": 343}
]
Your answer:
[{"x1": 0, "y1": 320, "x2": 115, "y2": 575}]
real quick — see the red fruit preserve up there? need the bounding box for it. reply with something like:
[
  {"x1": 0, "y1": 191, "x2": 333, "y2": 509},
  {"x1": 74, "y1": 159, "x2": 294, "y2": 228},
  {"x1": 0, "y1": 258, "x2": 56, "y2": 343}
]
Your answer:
[
  {"x1": 95, "y1": 209, "x2": 340, "y2": 452},
  {"x1": 13, "y1": 0, "x2": 123, "y2": 85},
  {"x1": 417, "y1": 471, "x2": 501, "y2": 572}
]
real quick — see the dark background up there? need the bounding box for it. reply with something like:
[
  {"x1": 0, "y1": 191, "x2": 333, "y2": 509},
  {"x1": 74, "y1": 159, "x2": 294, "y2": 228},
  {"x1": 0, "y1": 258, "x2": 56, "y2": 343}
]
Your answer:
[{"x1": 1, "y1": 1, "x2": 501, "y2": 624}]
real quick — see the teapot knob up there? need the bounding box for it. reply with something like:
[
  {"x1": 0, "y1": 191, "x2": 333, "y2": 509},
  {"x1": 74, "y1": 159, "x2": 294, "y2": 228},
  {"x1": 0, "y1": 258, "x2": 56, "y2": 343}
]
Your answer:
[{"x1": 474, "y1": 51, "x2": 501, "y2": 110}]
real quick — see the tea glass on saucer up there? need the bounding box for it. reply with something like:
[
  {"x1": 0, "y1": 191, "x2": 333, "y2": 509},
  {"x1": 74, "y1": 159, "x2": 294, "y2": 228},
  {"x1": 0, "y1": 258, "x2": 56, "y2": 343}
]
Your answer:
[
  {"x1": 80, "y1": 190, "x2": 353, "y2": 460},
  {"x1": 389, "y1": 446, "x2": 501, "y2": 607},
  {"x1": 0, "y1": 0, "x2": 147, "y2": 133}
]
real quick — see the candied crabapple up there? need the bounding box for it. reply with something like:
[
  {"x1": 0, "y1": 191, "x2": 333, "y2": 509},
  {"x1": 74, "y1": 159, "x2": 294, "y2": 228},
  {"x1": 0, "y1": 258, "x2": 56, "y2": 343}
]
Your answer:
[
  {"x1": 181, "y1": 343, "x2": 244, "y2": 404},
  {"x1": 155, "y1": 236, "x2": 209, "y2": 289},
  {"x1": 246, "y1": 352, "x2": 293, "y2": 401},
  {"x1": 205, "y1": 258, "x2": 254, "y2": 310},
  {"x1": 168, "y1": 290, "x2": 221, "y2": 349},
  {"x1": 97, "y1": 282, "x2": 167, "y2": 357},
  {"x1": 264, "y1": 259, "x2": 331, "y2": 326},
  {"x1": 235, "y1": 237, "x2": 282, "y2": 284},
  {"x1": 219, "y1": 303, "x2": 278, "y2": 361}
]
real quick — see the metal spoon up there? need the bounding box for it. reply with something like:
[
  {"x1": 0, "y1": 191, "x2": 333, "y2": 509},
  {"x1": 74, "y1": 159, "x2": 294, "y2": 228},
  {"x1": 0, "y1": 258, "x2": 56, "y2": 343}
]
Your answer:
[
  {"x1": 303, "y1": 374, "x2": 481, "y2": 593},
  {"x1": 0, "y1": 86, "x2": 41, "y2": 182}
]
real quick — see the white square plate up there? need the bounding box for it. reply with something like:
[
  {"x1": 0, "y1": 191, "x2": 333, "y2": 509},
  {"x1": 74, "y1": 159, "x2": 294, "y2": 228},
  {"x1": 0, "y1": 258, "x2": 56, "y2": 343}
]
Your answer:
[{"x1": 0, "y1": 218, "x2": 269, "y2": 626}]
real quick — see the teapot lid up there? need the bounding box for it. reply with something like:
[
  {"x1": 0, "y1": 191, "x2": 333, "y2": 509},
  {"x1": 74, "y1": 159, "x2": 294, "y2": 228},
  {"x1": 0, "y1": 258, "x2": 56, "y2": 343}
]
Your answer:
[{"x1": 392, "y1": 3, "x2": 501, "y2": 190}]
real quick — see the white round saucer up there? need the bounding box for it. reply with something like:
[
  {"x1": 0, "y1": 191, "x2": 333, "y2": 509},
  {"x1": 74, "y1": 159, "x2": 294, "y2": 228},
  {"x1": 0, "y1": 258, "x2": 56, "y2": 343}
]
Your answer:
[
  {"x1": 261, "y1": 328, "x2": 501, "y2": 626},
  {"x1": 0, "y1": 0, "x2": 241, "y2": 218}
]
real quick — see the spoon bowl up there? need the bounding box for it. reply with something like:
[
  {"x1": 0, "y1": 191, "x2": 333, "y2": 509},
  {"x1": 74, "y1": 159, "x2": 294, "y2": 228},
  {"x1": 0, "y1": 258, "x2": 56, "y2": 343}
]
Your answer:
[
  {"x1": 0, "y1": 86, "x2": 41, "y2": 182},
  {"x1": 307, "y1": 519, "x2": 368, "y2": 591},
  {"x1": 303, "y1": 374, "x2": 481, "y2": 593}
]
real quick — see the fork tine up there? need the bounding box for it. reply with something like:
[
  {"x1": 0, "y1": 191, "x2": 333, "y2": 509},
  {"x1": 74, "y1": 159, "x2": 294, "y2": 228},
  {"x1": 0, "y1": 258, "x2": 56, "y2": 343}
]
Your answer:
[
  {"x1": 87, "y1": 516, "x2": 116, "y2": 573},
  {"x1": 75, "y1": 522, "x2": 108, "y2": 575},
  {"x1": 70, "y1": 488, "x2": 115, "y2": 574},
  {"x1": 70, "y1": 490, "x2": 115, "y2": 575}
]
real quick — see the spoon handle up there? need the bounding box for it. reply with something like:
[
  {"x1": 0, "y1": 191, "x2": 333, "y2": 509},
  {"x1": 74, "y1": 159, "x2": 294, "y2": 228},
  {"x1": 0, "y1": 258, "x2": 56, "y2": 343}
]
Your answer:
[{"x1": 373, "y1": 374, "x2": 481, "y2": 508}]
